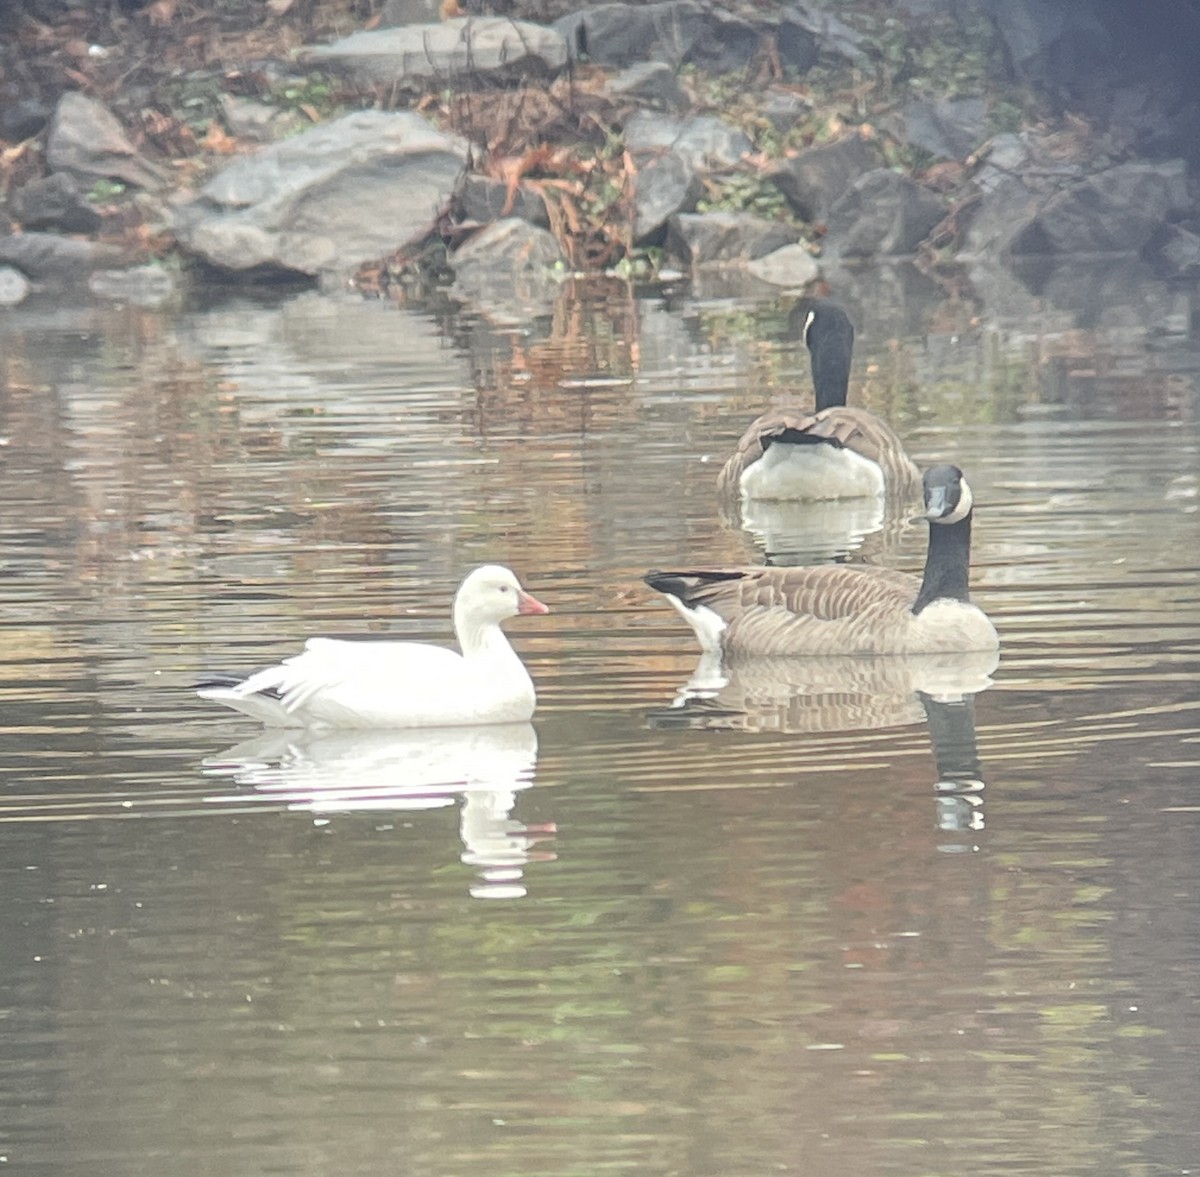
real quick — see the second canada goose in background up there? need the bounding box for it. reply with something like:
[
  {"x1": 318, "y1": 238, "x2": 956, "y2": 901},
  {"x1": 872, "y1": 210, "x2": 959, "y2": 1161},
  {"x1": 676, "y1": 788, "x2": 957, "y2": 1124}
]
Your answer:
[
  {"x1": 646, "y1": 464, "x2": 997, "y2": 656},
  {"x1": 717, "y1": 300, "x2": 921, "y2": 501}
]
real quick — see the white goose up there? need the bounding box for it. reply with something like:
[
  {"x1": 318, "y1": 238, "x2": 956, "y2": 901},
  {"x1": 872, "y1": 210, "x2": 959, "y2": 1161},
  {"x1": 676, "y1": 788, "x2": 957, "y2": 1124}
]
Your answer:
[{"x1": 198, "y1": 565, "x2": 548, "y2": 729}]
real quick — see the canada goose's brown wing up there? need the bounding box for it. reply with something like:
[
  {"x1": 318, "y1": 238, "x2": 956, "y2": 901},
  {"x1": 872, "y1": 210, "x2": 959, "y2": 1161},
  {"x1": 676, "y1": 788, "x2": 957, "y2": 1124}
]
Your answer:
[
  {"x1": 717, "y1": 407, "x2": 920, "y2": 495},
  {"x1": 648, "y1": 566, "x2": 922, "y2": 656},
  {"x1": 716, "y1": 407, "x2": 819, "y2": 496},
  {"x1": 801, "y1": 408, "x2": 921, "y2": 489}
]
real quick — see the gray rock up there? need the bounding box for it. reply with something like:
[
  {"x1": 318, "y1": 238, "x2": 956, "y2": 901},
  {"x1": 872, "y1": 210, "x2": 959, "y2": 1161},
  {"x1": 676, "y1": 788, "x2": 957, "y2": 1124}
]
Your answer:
[
  {"x1": 555, "y1": 1, "x2": 760, "y2": 72},
  {"x1": 0, "y1": 232, "x2": 126, "y2": 283},
  {"x1": 0, "y1": 97, "x2": 53, "y2": 143},
  {"x1": 220, "y1": 95, "x2": 307, "y2": 144},
  {"x1": 770, "y1": 134, "x2": 883, "y2": 222},
  {"x1": 607, "y1": 62, "x2": 686, "y2": 111},
  {"x1": 1010, "y1": 160, "x2": 1192, "y2": 255},
  {"x1": 449, "y1": 218, "x2": 567, "y2": 320},
  {"x1": 0, "y1": 266, "x2": 31, "y2": 307},
  {"x1": 455, "y1": 174, "x2": 550, "y2": 228},
  {"x1": 901, "y1": 97, "x2": 987, "y2": 161},
  {"x1": 9, "y1": 173, "x2": 102, "y2": 234},
  {"x1": 761, "y1": 89, "x2": 810, "y2": 133},
  {"x1": 633, "y1": 152, "x2": 702, "y2": 243},
  {"x1": 87, "y1": 265, "x2": 179, "y2": 308},
  {"x1": 745, "y1": 242, "x2": 822, "y2": 288},
  {"x1": 625, "y1": 110, "x2": 752, "y2": 173},
  {"x1": 1146, "y1": 223, "x2": 1200, "y2": 280},
  {"x1": 175, "y1": 110, "x2": 468, "y2": 277},
  {"x1": 825, "y1": 169, "x2": 945, "y2": 257},
  {"x1": 304, "y1": 18, "x2": 568, "y2": 88},
  {"x1": 779, "y1": 2, "x2": 867, "y2": 66},
  {"x1": 666, "y1": 211, "x2": 799, "y2": 267},
  {"x1": 379, "y1": 0, "x2": 442, "y2": 25},
  {"x1": 46, "y1": 92, "x2": 170, "y2": 191}
]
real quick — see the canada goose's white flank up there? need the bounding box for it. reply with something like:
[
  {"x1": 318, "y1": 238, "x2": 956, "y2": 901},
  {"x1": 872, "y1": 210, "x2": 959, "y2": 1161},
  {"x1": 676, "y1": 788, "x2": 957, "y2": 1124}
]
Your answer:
[
  {"x1": 717, "y1": 300, "x2": 920, "y2": 501},
  {"x1": 647, "y1": 465, "x2": 997, "y2": 657},
  {"x1": 198, "y1": 565, "x2": 549, "y2": 728}
]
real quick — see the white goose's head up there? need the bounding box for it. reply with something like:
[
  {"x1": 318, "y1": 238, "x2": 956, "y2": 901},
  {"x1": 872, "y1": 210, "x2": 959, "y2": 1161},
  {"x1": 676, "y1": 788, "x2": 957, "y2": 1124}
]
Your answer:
[
  {"x1": 923, "y1": 465, "x2": 974, "y2": 525},
  {"x1": 456, "y1": 565, "x2": 549, "y2": 626}
]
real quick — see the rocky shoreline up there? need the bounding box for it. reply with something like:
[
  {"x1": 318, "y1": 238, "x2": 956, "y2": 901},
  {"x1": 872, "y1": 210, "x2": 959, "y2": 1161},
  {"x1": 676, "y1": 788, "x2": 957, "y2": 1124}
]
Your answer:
[{"x1": 2, "y1": 0, "x2": 1198, "y2": 315}]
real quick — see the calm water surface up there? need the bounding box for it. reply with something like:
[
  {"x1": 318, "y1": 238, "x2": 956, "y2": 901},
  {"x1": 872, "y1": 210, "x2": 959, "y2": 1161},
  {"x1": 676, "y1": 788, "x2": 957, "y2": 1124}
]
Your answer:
[{"x1": 2, "y1": 269, "x2": 1199, "y2": 1176}]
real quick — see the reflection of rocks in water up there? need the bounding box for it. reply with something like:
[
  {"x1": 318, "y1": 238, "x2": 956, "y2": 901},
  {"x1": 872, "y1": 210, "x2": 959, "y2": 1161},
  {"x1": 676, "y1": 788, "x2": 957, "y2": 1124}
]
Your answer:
[
  {"x1": 650, "y1": 649, "x2": 994, "y2": 835},
  {"x1": 723, "y1": 493, "x2": 917, "y2": 566},
  {"x1": 202, "y1": 723, "x2": 555, "y2": 899}
]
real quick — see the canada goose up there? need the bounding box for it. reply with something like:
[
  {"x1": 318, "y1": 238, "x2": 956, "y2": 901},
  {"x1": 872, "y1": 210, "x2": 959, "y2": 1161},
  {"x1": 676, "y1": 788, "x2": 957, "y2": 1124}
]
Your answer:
[
  {"x1": 716, "y1": 300, "x2": 920, "y2": 501},
  {"x1": 198, "y1": 565, "x2": 548, "y2": 728},
  {"x1": 646, "y1": 464, "x2": 997, "y2": 656}
]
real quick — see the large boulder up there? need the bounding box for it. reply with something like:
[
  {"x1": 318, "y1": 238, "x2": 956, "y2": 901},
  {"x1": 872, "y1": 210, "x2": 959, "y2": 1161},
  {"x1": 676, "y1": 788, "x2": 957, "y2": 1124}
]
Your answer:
[
  {"x1": 449, "y1": 218, "x2": 567, "y2": 321},
  {"x1": 777, "y1": 2, "x2": 866, "y2": 69},
  {"x1": 632, "y1": 153, "x2": 702, "y2": 243},
  {"x1": 962, "y1": 151, "x2": 1193, "y2": 259},
  {"x1": 46, "y1": 92, "x2": 170, "y2": 191},
  {"x1": 304, "y1": 18, "x2": 568, "y2": 88},
  {"x1": 10, "y1": 173, "x2": 102, "y2": 234},
  {"x1": 770, "y1": 134, "x2": 883, "y2": 223},
  {"x1": 1146, "y1": 222, "x2": 1200, "y2": 280},
  {"x1": 666, "y1": 212, "x2": 799, "y2": 267},
  {"x1": 454, "y1": 174, "x2": 549, "y2": 229},
  {"x1": 1010, "y1": 160, "x2": 1192, "y2": 255},
  {"x1": 625, "y1": 110, "x2": 752, "y2": 173},
  {"x1": 555, "y1": 1, "x2": 760, "y2": 72},
  {"x1": 607, "y1": 62, "x2": 687, "y2": 111},
  {"x1": 174, "y1": 110, "x2": 468, "y2": 278},
  {"x1": 824, "y1": 169, "x2": 946, "y2": 257},
  {"x1": 900, "y1": 97, "x2": 987, "y2": 161},
  {"x1": 0, "y1": 232, "x2": 126, "y2": 286},
  {"x1": 745, "y1": 243, "x2": 822, "y2": 289}
]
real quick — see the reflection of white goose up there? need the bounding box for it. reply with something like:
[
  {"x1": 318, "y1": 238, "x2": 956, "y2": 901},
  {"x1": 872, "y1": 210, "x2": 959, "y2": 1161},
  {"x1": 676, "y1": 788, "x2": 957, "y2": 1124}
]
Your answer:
[
  {"x1": 202, "y1": 723, "x2": 554, "y2": 899},
  {"x1": 198, "y1": 565, "x2": 548, "y2": 728},
  {"x1": 653, "y1": 647, "x2": 999, "y2": 735}
]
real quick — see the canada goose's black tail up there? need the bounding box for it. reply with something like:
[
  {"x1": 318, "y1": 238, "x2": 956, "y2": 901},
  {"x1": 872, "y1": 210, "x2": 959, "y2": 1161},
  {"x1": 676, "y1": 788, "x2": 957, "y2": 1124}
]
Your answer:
[
  {"x1": 645, "y1": 569, "x2": 743, "y2": 598},
  {"x1": 763, "y1": 428, "x2": 844, "y2": 450}
]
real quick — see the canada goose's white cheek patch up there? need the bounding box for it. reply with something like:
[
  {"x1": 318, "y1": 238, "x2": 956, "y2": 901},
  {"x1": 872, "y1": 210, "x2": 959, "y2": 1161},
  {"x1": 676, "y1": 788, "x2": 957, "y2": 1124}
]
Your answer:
[{"x1": 940, "y1": 478, "x2": 973, "y2": 524}]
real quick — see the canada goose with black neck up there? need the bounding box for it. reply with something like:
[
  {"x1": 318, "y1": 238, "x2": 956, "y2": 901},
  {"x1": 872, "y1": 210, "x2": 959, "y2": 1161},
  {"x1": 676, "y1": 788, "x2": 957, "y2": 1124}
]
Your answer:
[
  {"x1": 717, "y1": 300, "x2": 920, "y2": 502},
  {"x1": 647, "y1": 465, "x2": 997, "y2": 656}
]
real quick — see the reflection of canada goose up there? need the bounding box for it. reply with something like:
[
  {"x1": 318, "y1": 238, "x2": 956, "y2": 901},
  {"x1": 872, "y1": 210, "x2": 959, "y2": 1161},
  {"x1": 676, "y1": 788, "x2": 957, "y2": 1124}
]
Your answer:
[
  {"x1": 650, "y1": 647, "x2": 998, "y2": 735},
  {"x1": 198, "y1": 565, "x2": 548, "y2": 728},
  {"x1": 725, "y1": 493, "x2": 896, "y2": 566},
  {"x1": 646, "y1": 465, "x2": 998, "y2": 656},
  {"x1": 716, "y1": 300, "x2": 920, "y2": 501},
  {"x1": 202, "y1": 723, "x2": 553, "y2": 899}
]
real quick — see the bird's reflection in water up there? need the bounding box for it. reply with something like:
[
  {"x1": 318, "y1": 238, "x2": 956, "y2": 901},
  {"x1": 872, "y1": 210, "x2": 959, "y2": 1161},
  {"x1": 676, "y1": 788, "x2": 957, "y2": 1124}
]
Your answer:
[
  {"x1": 202, "y1": 723, "x2": 555, "y2": 899},
  {"x1": 722, "y1": 495, "x2": 914, "y2": 567},
  {"x1": 650, "y1": 650, "x2": 997, "y2": 838}
]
